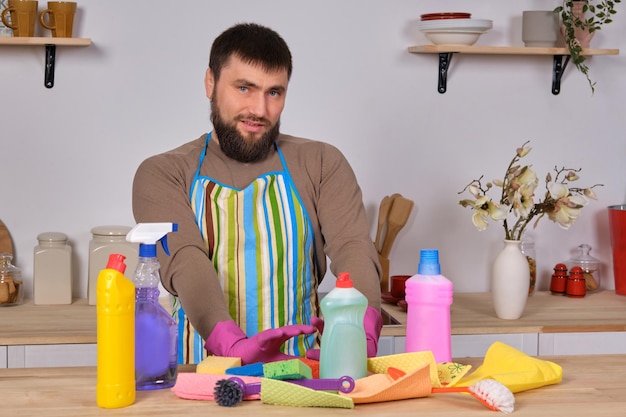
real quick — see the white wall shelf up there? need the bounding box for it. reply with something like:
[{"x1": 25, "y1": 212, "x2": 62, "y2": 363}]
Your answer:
[
  {"x1": 408, "y1": 45, "x2": 620, "y2": 95},
  {"x1": 0, "y1": 37, "x2": 92, "y2": 88}
]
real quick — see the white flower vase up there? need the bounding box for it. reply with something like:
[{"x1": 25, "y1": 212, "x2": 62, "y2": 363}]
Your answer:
[{"x1": 491, "y1": 240, "x2": 530, "y2": 320}]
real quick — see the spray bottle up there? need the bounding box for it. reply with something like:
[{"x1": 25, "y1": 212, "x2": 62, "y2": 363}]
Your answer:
[
  {"x1": 319, "y1": 272, "x2": 367, "y2": 380},
  {"x1": 96, "y1": 253, "x2": 135, "y2": 408},
  {"x1": 405, "y1": 249, "x2": 453, "y2": 363},
  {"x1": 126, "y1": 222, "x2": 179, "y2": 390}
]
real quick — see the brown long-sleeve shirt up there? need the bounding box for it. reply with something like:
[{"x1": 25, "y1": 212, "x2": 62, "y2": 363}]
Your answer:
[{"x1": 132, "y1": 133, "x2": 381, "y2": 341}]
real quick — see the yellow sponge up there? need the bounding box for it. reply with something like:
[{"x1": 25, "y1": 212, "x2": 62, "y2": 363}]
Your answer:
[
  {"x1": 196, "y1": 356, "x2": 241, "y2": 374},
  {"x1": 263, "y1": 358, "x2": 312, "y2": 380}
]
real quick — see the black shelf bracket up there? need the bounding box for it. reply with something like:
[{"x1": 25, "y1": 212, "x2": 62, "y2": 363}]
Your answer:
[
  {"x1": 437, "y1": 52, "x2": 454, "y2": 94},
  {"x1": 45, "y1": 44, "x2": 56, "y2": 89},
  {"x1": 551, "y1": 54, "x2": 570, "y2": 95}
]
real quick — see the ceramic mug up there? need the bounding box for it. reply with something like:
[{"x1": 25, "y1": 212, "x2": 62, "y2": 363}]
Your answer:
[
  {"x1": 1, "y1": 0, "x2": 38, "y2": 37},
  {"x1": 522, "y1": 10, "x2": 560, "y2": 47},
  {"x1": 39, "y1": 1, "x2": 76, "y2": 37},
  {"x1": 390, "y1": 275, "x2": 411, "y2": 299}
]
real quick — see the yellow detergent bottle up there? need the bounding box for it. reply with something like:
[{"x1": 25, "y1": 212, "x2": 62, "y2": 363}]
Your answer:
[{"x1": 96, "y1": 253, "x2": 136, "y2": 408}]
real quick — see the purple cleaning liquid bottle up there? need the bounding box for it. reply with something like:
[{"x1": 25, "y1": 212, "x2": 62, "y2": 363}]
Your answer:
[
  {"x1": 126, "y1": 223, "x2": 178, "y2": 390},
  {"x1": 405, "y1": 249, "x2": 453, "y2": 363}
]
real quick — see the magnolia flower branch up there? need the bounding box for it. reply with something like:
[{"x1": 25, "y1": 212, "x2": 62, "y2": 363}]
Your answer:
[{"x1": 459, "y1": 142, "x2": 603, "y2": 241}]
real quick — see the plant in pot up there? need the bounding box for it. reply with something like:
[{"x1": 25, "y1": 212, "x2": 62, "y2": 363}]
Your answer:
[{"x1": 554, "y1": 0, "x2": 621, "y2": 93}]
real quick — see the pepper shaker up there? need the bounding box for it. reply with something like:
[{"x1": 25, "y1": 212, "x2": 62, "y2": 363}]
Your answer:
[
  {"x1": 34, "y1": 232, "x2": 72, "y2": 305},
  {"x1": 550, "y1": 263, "x2": 568, "y2": 295}
]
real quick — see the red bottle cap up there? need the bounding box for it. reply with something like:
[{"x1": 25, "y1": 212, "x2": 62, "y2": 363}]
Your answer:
[
  {"x1": 106, "y1": 253, "x2": 127, "y2": 274},
  {"x1": 336, "y1": 272, "x2": 354, "y2": 288}
]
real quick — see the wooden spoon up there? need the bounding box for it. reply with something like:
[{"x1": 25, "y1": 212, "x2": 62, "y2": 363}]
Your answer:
[
  {"x1": 380, "y1": 197, "x2": 414, "y2": 258},
  {"x1": 374, "y1": 196, "x2": 393, "y2": 253}
]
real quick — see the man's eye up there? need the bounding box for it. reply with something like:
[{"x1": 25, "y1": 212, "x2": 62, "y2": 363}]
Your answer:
[
  {"x1": 269, "y1": 90, "x2": 280, "y2": 97},
  {"x1": 239, "y1": 86, "x2": 249, "y2": 92}
]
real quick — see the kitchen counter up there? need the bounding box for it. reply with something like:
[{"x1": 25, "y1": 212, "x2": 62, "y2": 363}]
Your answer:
[
  {"x1": 381, "y1": 290, "x2": 626, "y2": 336},
  {"x1": 1, "y1": 354, "x2": 625, "y2": 416},
  {"x1": 2, "y1": 291, "x2": 625, "y2": 344}
]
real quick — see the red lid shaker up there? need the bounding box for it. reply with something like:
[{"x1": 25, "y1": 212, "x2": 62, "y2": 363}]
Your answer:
[
  {"x1": 566, "y1": 266, "x2": 587, "y2": 298},
  {"x1": 550, "y1": 263, "x2": 568, "y2": 295}
]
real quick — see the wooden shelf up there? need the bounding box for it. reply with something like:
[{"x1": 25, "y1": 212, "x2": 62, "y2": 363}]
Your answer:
[
  {"x1": 408, "y1": 45, "x2": 620, "y2": 94},
  {"x1": 0, "y1": 36, "x2": 91, "y2": 46},
  {"x1": 0, "y1": 37, "x2": 92, "y2": 88}
]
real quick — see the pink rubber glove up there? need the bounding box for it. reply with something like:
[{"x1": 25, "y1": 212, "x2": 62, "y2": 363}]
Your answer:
[
  {"x1": 306, "y1": 306, "x2": 383, "y2": 360},
  {"x1": 204, "y1": 320, "x2": 317, "y2": 365}
]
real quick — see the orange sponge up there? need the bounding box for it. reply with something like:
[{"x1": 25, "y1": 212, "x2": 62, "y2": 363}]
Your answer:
[{"x1": 298, "y1": 357, "x2": 320, "y2": 379}]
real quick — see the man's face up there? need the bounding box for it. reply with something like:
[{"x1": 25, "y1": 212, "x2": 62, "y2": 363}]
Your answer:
[{"x1": 205, "y1": 55, "x2": 288, "y2": 163}]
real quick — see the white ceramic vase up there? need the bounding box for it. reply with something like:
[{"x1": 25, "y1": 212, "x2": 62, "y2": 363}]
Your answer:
[{"x1": 491, "y1": 240, "x2": 530, "y2": 320}]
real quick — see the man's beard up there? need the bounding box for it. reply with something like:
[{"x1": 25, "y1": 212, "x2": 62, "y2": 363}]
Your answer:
[{"x1": 211, "y1": 99, "x2": 280, "y2": 163}]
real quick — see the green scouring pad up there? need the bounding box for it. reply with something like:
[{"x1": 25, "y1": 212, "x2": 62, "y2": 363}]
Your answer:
[{"x1": 263, "y1": 358, "x2": 312, "y2": 380}]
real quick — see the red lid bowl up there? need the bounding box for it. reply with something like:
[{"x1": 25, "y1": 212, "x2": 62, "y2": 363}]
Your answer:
[{"x1": 421, "y1": 12, "x2": 471, "y2": 21}]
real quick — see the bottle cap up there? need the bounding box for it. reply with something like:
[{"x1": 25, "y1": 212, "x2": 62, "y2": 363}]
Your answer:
[
  {"x1": 417, "y1": 249, "x2": 441, "y2": 275},
  {"x1": 106, "y1": 253, "x2": 127, "y2": 274},
  {"x1": 335, "y1": 272, "x2": 354, "y2": 288}
]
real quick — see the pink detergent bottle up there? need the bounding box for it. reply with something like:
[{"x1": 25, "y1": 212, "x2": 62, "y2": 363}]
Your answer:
[{"x1": 405, "y1": 249, "x2": 453, "y2": 363}]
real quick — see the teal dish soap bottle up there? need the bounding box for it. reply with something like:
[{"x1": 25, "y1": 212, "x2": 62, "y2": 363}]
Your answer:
[
  {"x1": 126, "y1": 223, "x2": 178, "y2": 390},
  {"x1": 319, "y1": 272, "x2": 367, "y2": 380}
]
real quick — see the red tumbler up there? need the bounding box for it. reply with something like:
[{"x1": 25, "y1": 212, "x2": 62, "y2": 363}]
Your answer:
[{"x1": 608, "y1": 205, "x2": 626, "y2": 295}]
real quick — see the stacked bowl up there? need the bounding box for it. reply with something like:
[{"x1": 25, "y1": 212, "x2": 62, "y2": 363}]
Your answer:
[{"x1": 418, "y1": 12, "x2": 492, "y2": 46}]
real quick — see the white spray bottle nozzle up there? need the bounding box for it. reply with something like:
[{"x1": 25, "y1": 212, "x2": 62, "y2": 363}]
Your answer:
[{"x1": 126, "y1": 222, "x2": 178, "y2": 257}]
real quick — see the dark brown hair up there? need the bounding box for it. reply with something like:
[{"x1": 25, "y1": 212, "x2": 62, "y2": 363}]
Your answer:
[{"x1": 209, "y1": 23, "x2": 293, "y2": 81}]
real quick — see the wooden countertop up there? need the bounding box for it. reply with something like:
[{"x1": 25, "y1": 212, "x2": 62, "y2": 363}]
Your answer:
[
  {"x1": 1, "y1": 354, "x2": 624, "y2": 416},
  {"x1": 2, "y1": 291, "x2": 625, "y2": 345},
  {"x1": 0, "y1": 299, "x2": 95, "y2": 345},
  {"x1": 381, "y1": 290, "x2": 626, "y2": 337}
]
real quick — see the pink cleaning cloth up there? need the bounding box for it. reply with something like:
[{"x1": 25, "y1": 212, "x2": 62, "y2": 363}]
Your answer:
[{"x1": 171, "y1": 373, "x2": 261, "y2": 401}]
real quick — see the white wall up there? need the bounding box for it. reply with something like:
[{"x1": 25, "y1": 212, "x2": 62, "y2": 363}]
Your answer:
[{"x1": 2, "y1": 0, "x2": 625, "y2": 299}]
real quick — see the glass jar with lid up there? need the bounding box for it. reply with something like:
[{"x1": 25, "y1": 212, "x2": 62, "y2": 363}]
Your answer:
[
  {"x1": 0, "y1": 252, "x2": 24, "y2": 306},
  {"x1": 568, "y1": 244, "x2": 601, "y2": 293}
]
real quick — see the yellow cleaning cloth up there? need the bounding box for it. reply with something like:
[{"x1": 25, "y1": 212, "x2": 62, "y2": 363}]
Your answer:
[
  {"x1": 368, "y1": 351, "x2": 442, "y2": 387},
  {"x1": 367, "y1": 351, "x2": 472, "y2": 387},
  {"x1": 457, "y1": 341, "x2": 563, "y2": 393},
  {"x1": 340, "y1": 364, "x2": 432, "y2": 404}
]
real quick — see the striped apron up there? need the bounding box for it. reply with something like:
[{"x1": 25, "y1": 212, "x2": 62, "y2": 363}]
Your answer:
[{"x1": 175, "y1": 132, "x2": 319, "y2": 364}]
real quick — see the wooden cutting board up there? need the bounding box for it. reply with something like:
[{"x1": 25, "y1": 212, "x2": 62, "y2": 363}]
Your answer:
[{"x1": 0, "y1": 219, "x2": 13, "y2": 255}]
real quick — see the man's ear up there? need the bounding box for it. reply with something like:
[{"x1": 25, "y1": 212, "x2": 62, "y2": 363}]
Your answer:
[{"x1": 204, "y1": 68, "x2": 215, "y2": 100}]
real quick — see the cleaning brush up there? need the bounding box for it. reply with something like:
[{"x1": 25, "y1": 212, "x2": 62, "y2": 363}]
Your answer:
[
  {"x1": 214, "y1": 376, "x2": 355, "y2": 407},
  {"x1": 387, "y1": 366, "x2": 514, "y2": 413},
  {"x1": 431, "y1": 379, "x2": 515, "y2": 413}
]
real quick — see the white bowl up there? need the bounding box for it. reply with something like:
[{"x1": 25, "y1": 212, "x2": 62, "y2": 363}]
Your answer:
[
  {"x1": 417, "y1": 18, "x2": 493, "y2": 32},
  {"x1": 424, "y1": 31, "x2": 483, "y2": 46}
]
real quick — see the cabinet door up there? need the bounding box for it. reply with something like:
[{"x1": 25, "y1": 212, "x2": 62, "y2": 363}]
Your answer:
[
  {"x1": 8, "y1": 344, "x2": 96, "y2": 368},
  {"x1": 451, "y1": 333, "x2": 539, "y2": 358},
  {"x1": 0, "y1": 346, "x2": 6, "y2": 368},
  {"x1": 539, "y1": 332, "x2": 626, "y2": 355}
]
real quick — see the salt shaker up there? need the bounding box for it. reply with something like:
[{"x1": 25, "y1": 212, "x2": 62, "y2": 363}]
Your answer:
[
  {"x1": 34, "y1": 232, "x2": 72, "y2": 305},
  {"x1": 566, "y1": 266, "x2": 587, "y2": 298},
  {"x1": 88, "y1": 225, "x2": 138, "y2": 305}
]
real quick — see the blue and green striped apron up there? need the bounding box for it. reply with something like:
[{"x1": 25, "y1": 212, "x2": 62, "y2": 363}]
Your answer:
[{"x1": 175, "y1": 132, "x2": 318, "y2": 364}]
